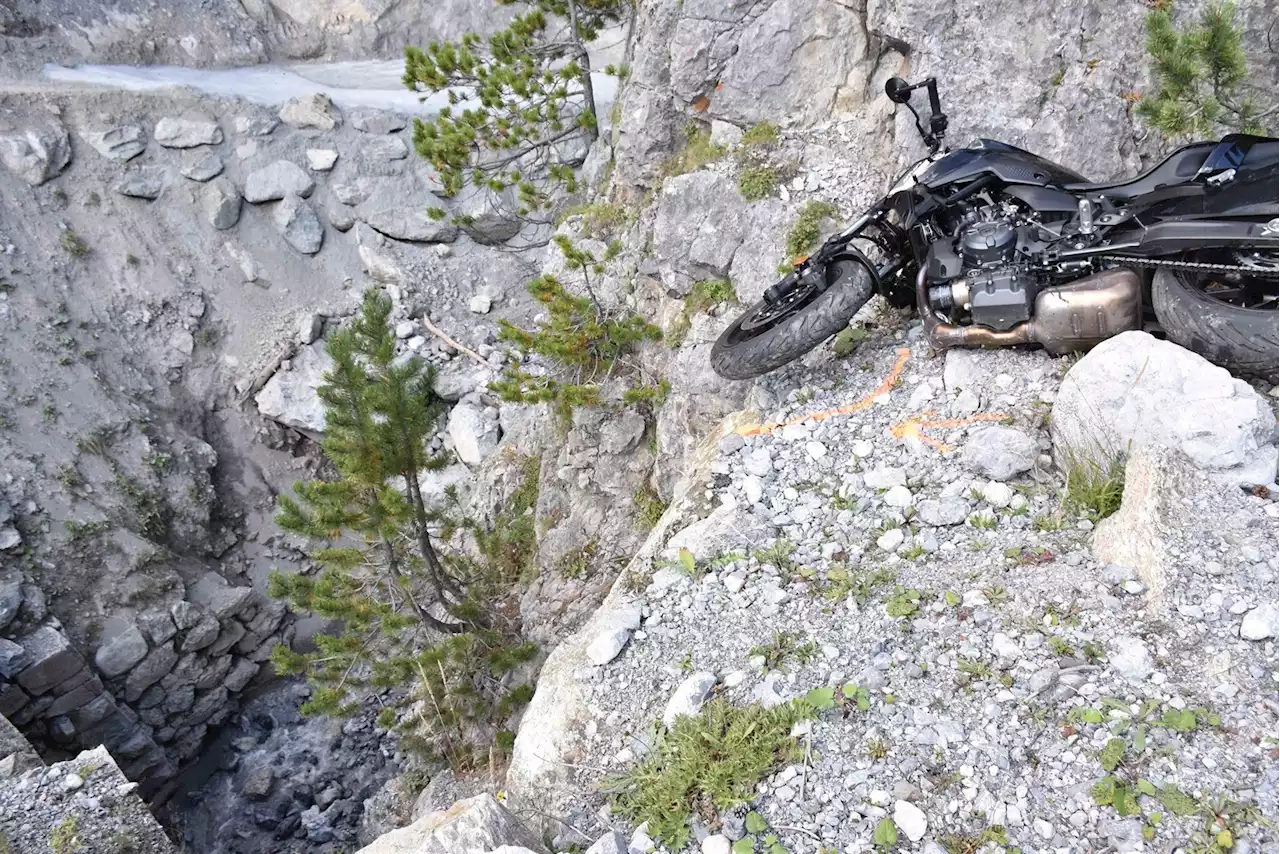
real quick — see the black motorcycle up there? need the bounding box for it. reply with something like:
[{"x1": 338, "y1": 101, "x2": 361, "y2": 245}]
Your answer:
[{"x1": 711, "y1": 76, "x2": 1279, "y2": 381}]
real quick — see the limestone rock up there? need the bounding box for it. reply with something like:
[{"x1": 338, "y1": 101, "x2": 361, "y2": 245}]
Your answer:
[
  {"x1": 961, "y1": 426, "x2": 1038, "y2": 481},
  {"x1": 664, "y1": 501, "x2": 775, "y2": 565},
  {"x1": 354, "y1": 222, "x2": 403, "y2": 283},
  {"x1": 1092, "y1": 444, "x2": 1194, "y2": 608},
  {"x1": 663, "y1": 672, "x2": 716, "y2": 728},
  {"x1": 115, "y1": 166, "x2": 167, "y2": 200},
  {"x1": 244, "y1": 161, "x2": 316, "y2": 203},
  {"x1": 359, "y1": 207, "x2": 459, "y2": 243},
  {"x1": 188, "y1": 571, "x2": 254, "y2": 621},
  {"x1": 279, "y1": 93, "x2": 342, "y2": 130},
  {"x1": 0, "y1": 638, "x2": 30, "y2": 678},
  {"x1": 351, "y1": 110, "x2": 407, "y2": 134},
  {"x1": 653, "y1": 171, "x2": 748, "y2": 296},
  {"x1": 124, "y1": 642, "x2": 179, "y2": 702},
  {"x1": 364, "y1": 136, "x2": 409, "y2": 161},
  {"x1": 453, "y1": 185, "x2": 522, "y2": 245},
  {"x1": 893, "y1": 800, "x2": 928, "y2": 842},
  {"x1": 306, "y1": 148, "x2": 339, "y2": 171},
  {"x1": 181, "y1": 152, "x2": 224, "y2": 182},
  {"x1": 448, "y1": 402, "x2": 501, "y2": 466},
  {"x1": 1240, "y1": 604, "x2": 1278, "y2": 640},
  {"x1": 0, "y1": 122, "x2": 72, "y2": 185},
  {"x1": 202, "y1": 176, "x2": 242, "y2": 230},
  {"x1": 93, "y1": 625, "x2": 149, "y2": 678},
  {"x1": 916, "y1": 498, "x2": 969, "y2": 527},
  {"x1": 299, "y1": 313, "x2": 324, "y2": 345},
  {"x1": 1053, "y1": 331, "x2": 1278, "y2": 485},
  {"x1": 354, "y1": 793, "x2": 546, "y2": 854},
  {"x1": 273, "y1": 194, "x2": 324, "y2": 255},
  {"x1": 255, "y1": 343, "x2": 333, "y2": 436},
  {"x1": 154, "y1": 116, "x2": 223, "y2": 148},
  {"x1": 14, "y1": 627, "x2": 81, "y2": 694},
  {"x1": 235, "y1": 114, "x2": 279, "y2": 136},
  {"x1": 84, "y1": 125, "x2": 146, "y2": 162}
]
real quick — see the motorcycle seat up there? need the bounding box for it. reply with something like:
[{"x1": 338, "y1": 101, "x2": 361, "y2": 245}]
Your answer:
[
  {"x1": 1062, "y1": 142, "x2": 1218, "y2": 201},
  {"x1": 1064, "y1": 136, "x2": 1280, "y2": 203}
]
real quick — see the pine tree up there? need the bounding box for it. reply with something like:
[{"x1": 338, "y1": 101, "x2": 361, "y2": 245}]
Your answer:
[
  {"x1": 1137, "y1": 1, "x2": 1275, "y2": 139},
  {"x1": 403, "y1": 0, "x2": 630, "y2": 219},
  {"x1": 268, "y1": 290, "x2": 539, "y2": 764},
  {"x1": 487, "y1": 235, "x2": 665, "y2": 419}
]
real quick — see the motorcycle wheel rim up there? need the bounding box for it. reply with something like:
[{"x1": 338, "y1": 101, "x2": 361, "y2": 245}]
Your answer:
[
  {"x1": 1186, "y1": 249, "x2": 1278, "y2": 310},
  {"x1": 731, "y1": 278, "x2": 820, "y2": 340}
]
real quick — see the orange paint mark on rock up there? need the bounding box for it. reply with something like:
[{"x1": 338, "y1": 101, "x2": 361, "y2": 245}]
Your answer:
[
  {"x1": 692, "y1": 95, "x2": 711, "y2": 111},
  {"x1": 736, "y1": 348, "x2": 911, "y2": 437},
  {"x1": 890, "y1": 410, "x2": 1008, "y2": 452}
]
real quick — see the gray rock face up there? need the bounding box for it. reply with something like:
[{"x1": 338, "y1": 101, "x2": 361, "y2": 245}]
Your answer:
[
  {"x1": 653, "y1": 171, "x2": 748, "y2": 296},
  {"x1": 0, "y1": 122, "x2": 73, "y2": 185},
  {"x1": 1053, "y1": 333, "x2": 1278, "y2": 486},
  {"x1": 358, "y1": 207, "x2": 459, "y2": 243},
  {"x1": 154, "y1": 116, "x2": 223, "y2": 148},
  {"x1": 115, "y1": 166, "x2": 167, "y2": 200},
  {"x1": 93, "y1": 625, "x2": 149, "y2": 678},
  {"x1": 960, "y1": 426, "x2": 1038, "y2": 481},
  {"x1": 181, "y1": 152, "x2": 224, "y2": 182},
  {"x1": 84, "y1": 125, "x2": 146, "y2": 161},
  {"x1": 350, "y1": 110, "x2": 408, "y2": 134},
  {"x1": 255, "y1": 343, "x2": 333, "y2": 436},
  {"x1": 125, "y1": 642, "x2": 179, "y2": 702},
  {"x1": 273, "y1": 194, "x2": 324, "y2": 255},
  {"x1": 278, "y1": 93, "x2": 342, "y2": 130},
  {"x1": 202, "y1": 176, "x2": 242, "y2": 230},
  {"x1": 181, "y1": 614, "x2": 221, "y2": 652},
  {"x1": 363, "y1": 136, "x2": 409, "y2": 161},
  {"x1": 354, "y1": 793, "x2": 546, "y2": 854},
  {"x1": 244, "y1": 161, "x2": 316, "y2": 203},
  {"x1": 448, "y1": 402, "x2": 501, "y2": 466},
  {"x1": 0, "y1": 571, "x2": 22, "y2": 629}
]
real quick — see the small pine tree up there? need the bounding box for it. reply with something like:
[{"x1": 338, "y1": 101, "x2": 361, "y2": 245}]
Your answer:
[
  {"x1": 1137, "y1": 1, "x2": 1274, "y2": 139},
  {"x1": 489, "y1": 236, "x2": 665, "y2": 419},
  {"x1": 269, "y1": 289, "x2": 538, "y2": 764},
  {"x1": 403, "y1": 0, "x2": 630, "y2": 220}
]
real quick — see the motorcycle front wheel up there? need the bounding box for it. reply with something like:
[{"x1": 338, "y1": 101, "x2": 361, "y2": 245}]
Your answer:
[
  {"x1": 1151, "y1": 249, "x2": 1279, "y2": 383},
  {"x1": 711, "y1": 256, "x2": 873, "y2": 380}
]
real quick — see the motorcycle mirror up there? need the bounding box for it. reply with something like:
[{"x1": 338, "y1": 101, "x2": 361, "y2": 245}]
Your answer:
[{"x1": 885, "y1": 77, "x2": 912, "y2": 104}]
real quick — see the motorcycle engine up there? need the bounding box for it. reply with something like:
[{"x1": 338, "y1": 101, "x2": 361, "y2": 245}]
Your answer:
[{"x1": 925, "y1": 206, "x2": 1040, "y2": 331}]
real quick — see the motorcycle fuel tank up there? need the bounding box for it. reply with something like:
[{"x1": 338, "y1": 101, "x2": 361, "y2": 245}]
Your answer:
[{"x1": 919, "y1": 139, "x2": 1090, "y2": 190}]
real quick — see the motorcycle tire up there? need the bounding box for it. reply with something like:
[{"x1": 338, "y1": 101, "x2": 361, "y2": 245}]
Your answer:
[
  {"x1": 1151, "y1": 266, "x2": 1279, "y2": 383},
  {"x1": 711, "y1": 257, "x2": 873, "y2": 380}
]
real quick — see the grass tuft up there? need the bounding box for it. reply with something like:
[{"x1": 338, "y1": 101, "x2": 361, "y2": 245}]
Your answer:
[
  {"x1": 784, "y1": 200, "x2": 837, "y2": 262},
  {"x1": 737, "y1": 165, "x2": 778, "y2": 201},
  {"x1": 662, "y1": 125, "x2": 726, "y2": 177},
  {"x1": 606, "y1": 698, "x2": 810, "y2": 848},
  {"x1": 1063, "y1": 456, "x2": 1125, "y2": 521}
]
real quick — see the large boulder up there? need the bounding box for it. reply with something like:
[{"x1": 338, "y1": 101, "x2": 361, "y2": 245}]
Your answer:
[
  {"x1": 0, "y1": 122, "x2": 72, "y2": 185},
  {"x1": 202, "y1": 176, "x2": 242, "y2": 230},
  {"x1": 1052, "y1": 332, "x2": 1278, "y2": 486},
  {"x1": 351, "y1": 110, "x2": 408, "y2": 134},
  {"x1": 448, "y1": 402, "x2": 502, "y2": 466},
  {"x1": 452, "y1": 185, "x2": 522, "y2": 244},
  {"x1": 273, "y1": 194, "x2": 324, "y2": 255},
  {"x1": 663, "y1": 499, "x2": 775, "y2": 564},
  {"x1": 355, "y1": 794, "x2": 546, "y2": 854},
  {"x1": 255, "y1": 343, "x2": 333, "y2": 437},
  {"x1": 652, "y1": 171, "x2": 750, "y2": 297},
  {"x1": 358, "y1": 206, "x2": 460, "y2": 243},
  {"x1": 279, "y1": 93, "x2": 342, "y2": 130},
  {"x1": 154, "y1": 116, "x2": 223, "y2": 148},
  {"x1": 244, "y1": 161, "x2": 316, "y2": 203}
]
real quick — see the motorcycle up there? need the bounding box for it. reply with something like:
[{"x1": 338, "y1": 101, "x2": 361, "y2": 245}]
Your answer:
[{"x1": 711, "y1": 76, "x2": 1279, "y2": 381}]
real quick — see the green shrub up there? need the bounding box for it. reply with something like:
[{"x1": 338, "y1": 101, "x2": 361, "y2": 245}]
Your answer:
[
  {"x1": 634, "y1": 483, "x2": 667, "y2": 530},
  {"x1": 1063, "y1": 456, "x2": 1125, "y2": 521},
  {"x1": 741, "y1": 122, "x2": 781, "y2": 146},
  {"x1": 60, "y1": 230, "x2": 89, "y2": 257},
  {"x1": 606, "y1": 698, "x2": 813, "y2": 847},
  {"x1": 737, "y1": 165, "x2": 778, "y2": 201},
  {"x1": 784, "y1": 200, "x2": 838, "y2": 262},
  {"x1": 662, "y1": 124, "x2": 726, "y2": 177}
]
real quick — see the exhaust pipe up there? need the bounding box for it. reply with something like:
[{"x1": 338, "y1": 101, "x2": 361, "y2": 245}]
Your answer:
[{"x1": 916, "y1": 266, "x2": 1141, "y2": 355}]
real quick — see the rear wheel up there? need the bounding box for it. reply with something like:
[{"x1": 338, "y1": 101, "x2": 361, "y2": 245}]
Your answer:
[
  {"x1": 711, "y1": 257, "x2": 874, "y2": 380},
  {"x1": 1151, "y1": 249, "x2": 1278, "y2": 382}
]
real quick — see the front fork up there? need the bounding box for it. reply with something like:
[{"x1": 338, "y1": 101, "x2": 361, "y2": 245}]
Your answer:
[{"x1": 763, "y1": 207, "x2": 897, "y2": 305}]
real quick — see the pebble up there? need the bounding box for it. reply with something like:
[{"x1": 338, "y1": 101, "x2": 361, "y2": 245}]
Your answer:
[
  {"x1": 893, "y1": 800, "x2": 928, "y2": 841},
  {"x1": 877, "y1": 528, "x2": 905, "y2": 551},
  {"x1": 1240, "y1": 604, "x2": 1278, "y2": 640}
]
